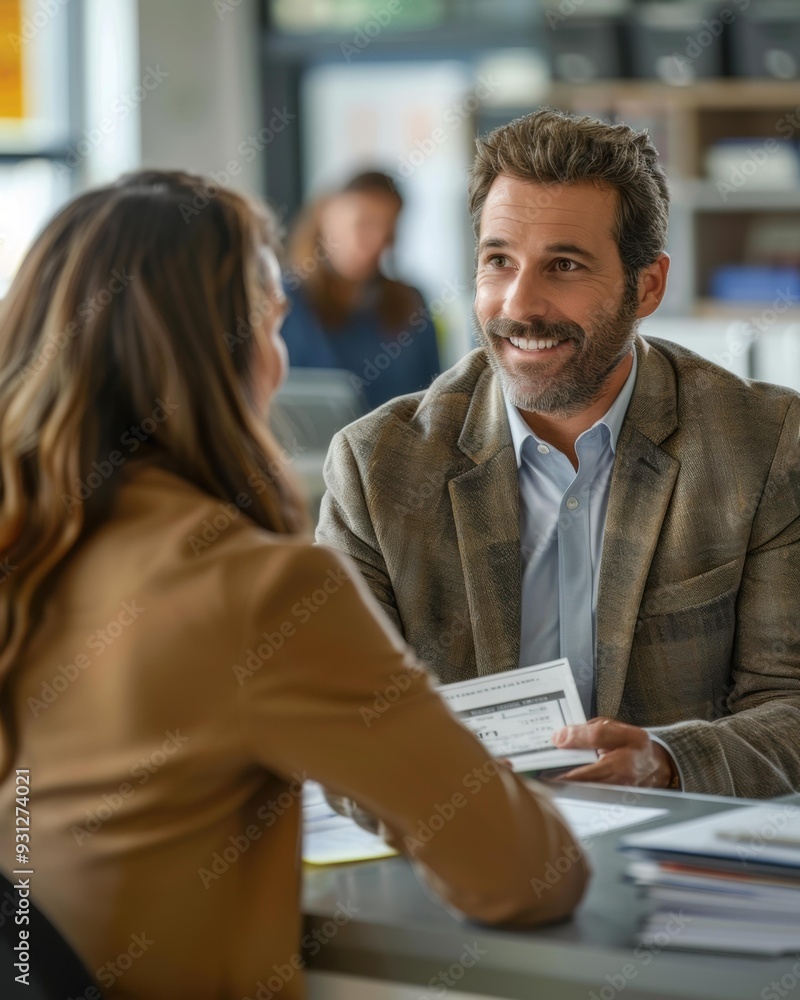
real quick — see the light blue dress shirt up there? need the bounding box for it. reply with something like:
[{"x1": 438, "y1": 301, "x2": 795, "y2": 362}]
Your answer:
[{"x1": 504, "y1": 352, "x2": 638, "y2": 719}]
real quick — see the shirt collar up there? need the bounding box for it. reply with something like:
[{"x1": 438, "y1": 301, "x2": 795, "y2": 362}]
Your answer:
[{"x1": 503, "y1": 349, "x2": 638, "y2": 469}]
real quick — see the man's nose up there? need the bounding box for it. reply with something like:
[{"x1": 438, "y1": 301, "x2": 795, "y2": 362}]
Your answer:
[{"x1": 503, "y1": 273, "x2": 551, "y2": 324}]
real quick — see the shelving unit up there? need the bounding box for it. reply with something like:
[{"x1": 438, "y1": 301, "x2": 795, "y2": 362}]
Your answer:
[{"x1": 547, "y1": 80, "x2": 800, "y2": 321}]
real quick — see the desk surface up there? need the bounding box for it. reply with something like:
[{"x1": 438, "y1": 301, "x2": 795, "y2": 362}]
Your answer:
[{"x1": 302, "y1": 783, "x2": 800, "y2": 1000}]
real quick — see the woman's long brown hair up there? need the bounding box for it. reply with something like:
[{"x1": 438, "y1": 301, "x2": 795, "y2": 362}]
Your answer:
[{"x1": 0, "y1": 170, "x2": 309, "y2": 774}]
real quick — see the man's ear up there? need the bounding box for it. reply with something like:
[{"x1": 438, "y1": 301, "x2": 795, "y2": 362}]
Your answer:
[{"x1": 635, "y1": 253, "x2": 670, "y2": 319}]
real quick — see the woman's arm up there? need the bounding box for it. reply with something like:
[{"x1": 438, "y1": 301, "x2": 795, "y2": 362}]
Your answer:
[{"x1": 235, "y1": 543, "x2": 589, "y2": 927}]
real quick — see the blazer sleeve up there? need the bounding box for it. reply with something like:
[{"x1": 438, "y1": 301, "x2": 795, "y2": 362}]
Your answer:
[
  {"x1": 651, "y1": 397, "x2": 800, "y2": 797},
  {"x1": 316, "y1": 429, "x2": 403, "y2": 635},
  {"x1": 235, "y1": 543, "x2": 589, "y2": 927}
]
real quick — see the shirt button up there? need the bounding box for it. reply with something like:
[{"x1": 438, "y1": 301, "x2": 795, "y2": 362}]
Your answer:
[
  {"x1": 537, "y1": 443, "x2": 550, "y2": 454},
  {"x1": 566, "y1": 496, "x2": 579, "y2": 510}
]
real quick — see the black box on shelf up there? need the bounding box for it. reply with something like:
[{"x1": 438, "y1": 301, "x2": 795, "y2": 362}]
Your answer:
[
  {"x1": 729, "y1": 2, "x2": 800, "y2": 80},
  {"x1": 628, "y1": 3, "x2": 726, "y2": 84},
  {"x1": 542, "y1": 0, "x2": 629, "y2": 82}
]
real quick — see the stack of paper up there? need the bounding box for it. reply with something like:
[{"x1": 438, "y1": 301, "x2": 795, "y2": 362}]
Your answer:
[{"x1": 620, "y1": 803, "x2": 800, "y2": 955}]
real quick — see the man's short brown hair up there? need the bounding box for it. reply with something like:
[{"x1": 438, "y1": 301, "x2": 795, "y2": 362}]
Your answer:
[{"x1": 467, "y1": 109, "x2": 669, "y2": 290}]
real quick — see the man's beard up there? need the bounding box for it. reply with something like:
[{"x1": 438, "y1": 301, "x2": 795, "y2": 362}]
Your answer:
[{"x1": 475, "y1": 289, "x2": 640, "y2": 418}]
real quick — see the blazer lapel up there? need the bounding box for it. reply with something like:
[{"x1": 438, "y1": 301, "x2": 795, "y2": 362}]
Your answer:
[
  {"x1": 448, "y1": 364, "x2": 522, "y2": 677},
  {"x1": 596, "y1": 337, "x2": 681, "y2": 718}
]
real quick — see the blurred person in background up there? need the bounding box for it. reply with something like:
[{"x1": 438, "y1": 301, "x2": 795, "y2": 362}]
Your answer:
[
  {"x1": 0, "y1": 171, "x2": 587, "y2": 999},
  {"x1": 281, "y1": 170, "x2": 441, "y2": 409}
]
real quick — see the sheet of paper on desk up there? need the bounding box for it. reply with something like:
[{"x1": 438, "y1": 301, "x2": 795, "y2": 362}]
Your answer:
[
  {"x1": 439, "y1": 658, "x2": 598, "y2": 772},
  {"x1": 302, "y1": 782, "x2": 397, "y2": 865},
  {"x1": 553, "y1": 798, "x2": 667, "y2": 839},
  {"x1": 301, "y1": 783, "x2": 666, "y2": 866}
]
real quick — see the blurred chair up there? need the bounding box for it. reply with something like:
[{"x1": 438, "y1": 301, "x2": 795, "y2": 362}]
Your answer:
[
  {"x1": 271, "y1": 368, "x2": 367, "y2": 520},
  {"x1": 0, "y1": 870, "x2": 102, "y2": 999}
]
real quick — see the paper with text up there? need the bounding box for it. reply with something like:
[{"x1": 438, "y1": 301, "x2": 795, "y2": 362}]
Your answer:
[{"x1": 439, "y1": 658, "x2": 597, "y2": 772}]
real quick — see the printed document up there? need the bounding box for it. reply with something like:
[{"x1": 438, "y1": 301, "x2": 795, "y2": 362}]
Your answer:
[{"x1": 439, "y1": 658, "x2": 597, "y2": 772}]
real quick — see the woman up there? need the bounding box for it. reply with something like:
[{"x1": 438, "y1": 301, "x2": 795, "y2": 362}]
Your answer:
[
  {"x1": 0, "y1": 171, "x2": 588, "y2": 999},
  {"x1": 281, "y1": 171, "x2": 441, "y2": 409}
]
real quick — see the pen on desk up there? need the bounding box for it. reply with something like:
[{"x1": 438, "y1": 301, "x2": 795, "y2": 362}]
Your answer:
[{"x1": 715, "y1": 830, "x2": 800, "y2": 851}]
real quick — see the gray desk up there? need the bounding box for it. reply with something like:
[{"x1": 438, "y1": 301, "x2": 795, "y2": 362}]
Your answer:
[{"x1": 302, "y1": 783, "x2": 800, "y2": 1000}]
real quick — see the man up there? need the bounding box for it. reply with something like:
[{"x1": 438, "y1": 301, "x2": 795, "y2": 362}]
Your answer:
[{"x1": 316, "y1": 109, "x2": 800, "y2": 798}]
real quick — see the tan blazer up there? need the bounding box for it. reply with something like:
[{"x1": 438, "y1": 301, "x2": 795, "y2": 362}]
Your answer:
[
  {"x1": 0, "y1": 465, "x2": 587, "y2": 1000},
  {"x1": 317, "y1": 336, "x2": 800, "y2": 799}
]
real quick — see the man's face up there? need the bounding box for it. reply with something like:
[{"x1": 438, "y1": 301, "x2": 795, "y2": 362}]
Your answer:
[{"x1": 473, "y1": 175, "x2": 641, "y2": 417}]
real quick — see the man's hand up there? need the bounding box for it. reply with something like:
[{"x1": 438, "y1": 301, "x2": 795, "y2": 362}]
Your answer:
[{"x1": 552, "y1": 718, "x2": 678, "y2": 788}]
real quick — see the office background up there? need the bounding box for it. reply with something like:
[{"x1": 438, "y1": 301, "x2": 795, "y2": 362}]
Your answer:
[{"x1": 1, "y1": 0, "x2": 799, "y2": 494}]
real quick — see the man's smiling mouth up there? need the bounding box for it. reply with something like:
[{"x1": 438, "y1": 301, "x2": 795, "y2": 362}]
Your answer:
[{"x1": 506, "y1": 336, "x2": 571, "y2": 353}]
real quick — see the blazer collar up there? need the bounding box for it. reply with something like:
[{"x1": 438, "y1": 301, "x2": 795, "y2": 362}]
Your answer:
[
  {"x1": 596, "y1": 335, "x2": 682, "y2": 717},
  {"x1": 449, "y1": 354, "x2": 521, "y2": 676},
  {"x1": 456, "y1": 358, "x2": 513, "y2": 465},
  {"x1": 623, "y1": 335, "x2": 679, "y2": 445}
]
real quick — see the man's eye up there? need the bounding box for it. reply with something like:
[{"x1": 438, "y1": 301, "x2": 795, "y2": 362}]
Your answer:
[
  {"x1": 553, "y1": 258, "x2": 580, "y2": 272},
  {"x1": 488, "y1": 255, "x2": 509, "y2": 267}
]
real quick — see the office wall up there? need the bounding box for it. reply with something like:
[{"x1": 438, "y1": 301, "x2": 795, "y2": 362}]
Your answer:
[{"x1": 137, "y1": 0, "x2": 262, "y2": 195}]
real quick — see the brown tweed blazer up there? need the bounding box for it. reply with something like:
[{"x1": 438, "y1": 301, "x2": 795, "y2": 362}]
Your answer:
[{"x1": 318, "y1": 336, "x2": 800, "y2": 799}]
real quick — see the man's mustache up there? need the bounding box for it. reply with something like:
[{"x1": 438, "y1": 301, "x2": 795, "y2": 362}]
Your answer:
[{"x1": 485, "y1": 317, "x2": 585, "y2": 344}]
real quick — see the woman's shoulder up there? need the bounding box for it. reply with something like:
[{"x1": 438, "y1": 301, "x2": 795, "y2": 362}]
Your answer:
[
  {"x1": 111, "y1": 463, "x2": 359, "y2": 619},
  {"x1": 115, "y1": 464, "x2": 338, "y2": 568}
]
